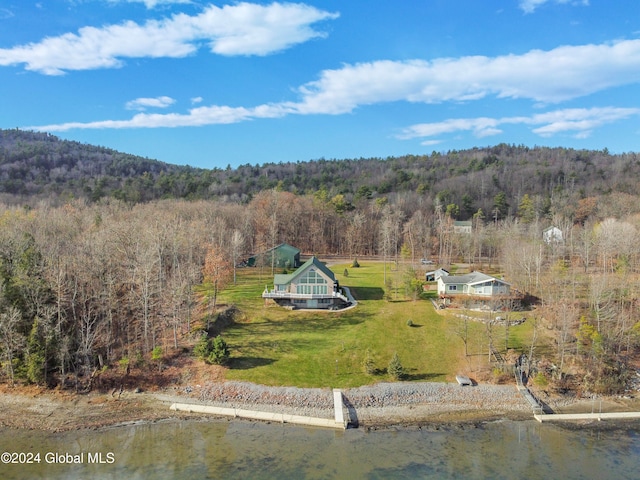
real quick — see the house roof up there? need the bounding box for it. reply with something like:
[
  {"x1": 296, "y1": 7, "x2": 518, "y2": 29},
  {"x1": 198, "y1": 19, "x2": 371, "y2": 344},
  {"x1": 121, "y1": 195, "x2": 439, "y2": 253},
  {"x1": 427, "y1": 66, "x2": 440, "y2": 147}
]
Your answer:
[
  {"x1": 273, "y1": 256, "x2": 335, "y2": 285},
  {"x1": 439, "y1": 271, "x2": 510, "y2": 286},
  {"x1": 426, "y1": 268, "x2": 449, "y2": 276},
  {"x1": 264, "y1": 243, "x2": 300, "y2": 255}
]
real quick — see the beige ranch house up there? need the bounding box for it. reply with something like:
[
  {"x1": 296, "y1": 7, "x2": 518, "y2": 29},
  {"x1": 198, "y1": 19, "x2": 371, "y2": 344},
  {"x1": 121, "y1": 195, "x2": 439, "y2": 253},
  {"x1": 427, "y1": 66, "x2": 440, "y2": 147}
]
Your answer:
[
  {"x1": 437, "y1": 271, "x2": 510, "y2": 299},
  {"x1": 262, "y1": 256, "x2": 350, "y2": 310}
]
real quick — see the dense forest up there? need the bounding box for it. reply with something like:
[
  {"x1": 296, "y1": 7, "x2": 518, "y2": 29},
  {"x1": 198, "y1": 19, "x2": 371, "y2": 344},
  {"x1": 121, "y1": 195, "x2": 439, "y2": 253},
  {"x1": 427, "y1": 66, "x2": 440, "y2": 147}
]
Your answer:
[
  {"x1": 1, "y1": 128, "x2": 640, "y2": 395},
  {"x1": 2, "y1": 128, "x2": 640, "y2": 218}
]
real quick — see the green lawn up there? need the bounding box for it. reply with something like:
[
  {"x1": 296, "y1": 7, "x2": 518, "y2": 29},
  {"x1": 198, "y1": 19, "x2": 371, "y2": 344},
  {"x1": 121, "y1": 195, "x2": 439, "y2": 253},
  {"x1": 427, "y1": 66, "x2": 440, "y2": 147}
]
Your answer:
[{"x1": 214, "y1": 262, "x2": 533, "y2": 388}]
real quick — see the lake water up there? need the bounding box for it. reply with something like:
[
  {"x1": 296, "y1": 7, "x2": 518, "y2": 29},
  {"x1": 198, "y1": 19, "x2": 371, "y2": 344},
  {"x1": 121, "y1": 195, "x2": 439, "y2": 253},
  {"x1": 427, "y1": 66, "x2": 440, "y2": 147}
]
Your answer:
[{"x1": 1, "y1": 418, "x2": 639, "y2": 479}]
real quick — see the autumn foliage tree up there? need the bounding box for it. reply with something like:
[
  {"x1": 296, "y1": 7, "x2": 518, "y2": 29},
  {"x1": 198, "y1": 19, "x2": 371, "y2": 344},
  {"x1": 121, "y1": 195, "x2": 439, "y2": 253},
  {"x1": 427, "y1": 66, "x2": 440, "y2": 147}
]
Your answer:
[{"x1": 202, "y1": 246, "x2": 232, "y2": 328}]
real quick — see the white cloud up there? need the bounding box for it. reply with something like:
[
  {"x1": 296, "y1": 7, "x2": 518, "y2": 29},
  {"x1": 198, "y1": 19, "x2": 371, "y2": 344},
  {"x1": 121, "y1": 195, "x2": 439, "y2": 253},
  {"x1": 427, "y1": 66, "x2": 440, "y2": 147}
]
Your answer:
[
  {"x1": 399, "y1": 107, "x2": 640, "y2": 141},
  {"x1": 191, "y1": 96, "x2": 203, "y2": 104},
  {"x1": 398, "y1": 118, "x2": 503, "y2": 139},
  {"x1": 29, "y1": 102, "x2": 293, "y2": 131},
  {"x1": 519, "y1": 0, "x2": 589, "y2": 14},
  {"x1": 420, "y1": 139, "x2": 443, "y2": 147},
  {"x1": 126, "y1": 96, "x2": 175, "y2": 110},
  {"x1": 529, "y1": 108, "x2": 640, "y2": 136},
  {"x1": 26, "y1": 39, "x2": 640, "y2": 134},
  {"x1": 291, "y1": 39, "x2": 640, "y2": 113},
  {"x1": 0, "y1": 2, "x2": 339, "y2": 74}
]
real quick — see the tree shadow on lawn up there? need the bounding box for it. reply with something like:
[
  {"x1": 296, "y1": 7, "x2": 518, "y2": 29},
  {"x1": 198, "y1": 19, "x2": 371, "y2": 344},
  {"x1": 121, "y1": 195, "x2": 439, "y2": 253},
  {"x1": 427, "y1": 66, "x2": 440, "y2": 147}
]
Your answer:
[
  {"x1": 368, "y1": 369, "x2": 445, "y2": 382},
  {"x1": 229, "y1": 357, "x2": 275, "y2": 370},
  {"x1": 228, "y1": 337, "x2": 327, "y2": 354},
  {"x1": 228, "y1": 312, "x2": 371, "y2": 335},
  {"x1": 223, "y1": 312, "x2": 376, "y2": 368},
  {"x1": 351, "y1": 287, "x2": 385, "y2": 300}
]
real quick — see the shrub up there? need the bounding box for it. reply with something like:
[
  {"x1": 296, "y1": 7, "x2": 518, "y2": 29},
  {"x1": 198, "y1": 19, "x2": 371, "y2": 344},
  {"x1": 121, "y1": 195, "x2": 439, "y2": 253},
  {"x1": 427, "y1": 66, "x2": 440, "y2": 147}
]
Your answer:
[
  {"x1": 533, "y1": 371, "x2": 548, "y2": 388},
  {"x1": 148, "y1": 346, "x2": 163, "y2": 371},
  {"x1": 195, "y1": 334, "x2": 230, "y2": 366},
  {"x1": 151, "y1": 346, "x2": 163, "y2": 362},
  {"x1": 134, "y1": 350, "x2": 144, "y2": 368},
  {"x1": 352, "y1": 258, "x2": 360, "y2": 268},
  {"x1": 118, "y1": 356, "x2": 130, "y2": 372},
  {"x1": 208, "y1": 336, "x2": 230, "y2": 365},
  {"x1": 194, "y1": 334, "x2": 210, "y2": 360},
  {"x1": 388, "y1": 352, "x2": 405, "y2": 380},
  {"x1": 406, "y1": 319, "x2": 413, "y2": 327},
  {"x1": 362, "y1": 349, "x2": 376, "y2": 375}
]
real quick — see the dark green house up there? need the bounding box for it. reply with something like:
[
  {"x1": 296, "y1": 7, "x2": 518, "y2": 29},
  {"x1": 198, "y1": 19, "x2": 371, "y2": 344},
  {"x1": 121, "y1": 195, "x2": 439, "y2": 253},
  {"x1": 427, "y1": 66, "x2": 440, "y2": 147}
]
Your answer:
[{"x1": 248, "y1": 243, "x2": 301, "y2": 269}]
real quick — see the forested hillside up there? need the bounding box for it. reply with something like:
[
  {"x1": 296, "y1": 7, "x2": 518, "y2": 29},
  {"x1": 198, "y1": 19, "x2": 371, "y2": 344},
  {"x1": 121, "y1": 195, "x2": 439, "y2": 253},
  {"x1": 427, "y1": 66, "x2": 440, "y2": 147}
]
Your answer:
[{"x1": 2, "y1": 129, "x2": 640, "y2": 219}]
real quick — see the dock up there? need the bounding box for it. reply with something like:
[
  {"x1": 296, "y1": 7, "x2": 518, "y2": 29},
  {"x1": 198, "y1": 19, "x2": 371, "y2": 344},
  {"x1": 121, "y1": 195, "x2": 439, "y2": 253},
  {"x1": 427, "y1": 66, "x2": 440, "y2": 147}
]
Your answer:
[{"x1": 170, "y1": 388, "x2": 347, "y2": 430}]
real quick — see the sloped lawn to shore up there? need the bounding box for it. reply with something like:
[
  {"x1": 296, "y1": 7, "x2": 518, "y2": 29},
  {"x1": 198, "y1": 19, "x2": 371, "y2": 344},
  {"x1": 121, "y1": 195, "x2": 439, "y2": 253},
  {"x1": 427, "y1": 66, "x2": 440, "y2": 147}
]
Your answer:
[{"x1": 216, "y1": 262, "x2": 530, "y2": 388}]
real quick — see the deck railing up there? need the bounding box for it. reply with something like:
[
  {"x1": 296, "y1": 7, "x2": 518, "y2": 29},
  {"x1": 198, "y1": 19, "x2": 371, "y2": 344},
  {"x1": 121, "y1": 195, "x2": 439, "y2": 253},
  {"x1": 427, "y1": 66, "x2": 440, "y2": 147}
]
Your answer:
[{"x1": 262, "y1": 289, "x2": 349, "y2": 302}]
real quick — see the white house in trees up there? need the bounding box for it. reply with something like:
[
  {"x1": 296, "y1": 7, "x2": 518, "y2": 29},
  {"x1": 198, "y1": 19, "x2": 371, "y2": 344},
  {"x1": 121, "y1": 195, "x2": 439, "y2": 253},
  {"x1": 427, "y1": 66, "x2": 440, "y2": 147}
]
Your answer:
[
  {"x1": 543, "y1": 226, "x2": 563, "y2": 244},
  {"x1": 453, "y1": 220, "x2": 473, "y2": 234}
]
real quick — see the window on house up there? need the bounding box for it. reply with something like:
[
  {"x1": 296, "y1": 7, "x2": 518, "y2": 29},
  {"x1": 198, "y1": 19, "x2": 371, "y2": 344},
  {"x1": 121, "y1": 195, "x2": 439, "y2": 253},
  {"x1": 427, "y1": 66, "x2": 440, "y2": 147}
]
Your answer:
[{"x1": 298, "y1": 268, "x2": 327, "y2": 285}]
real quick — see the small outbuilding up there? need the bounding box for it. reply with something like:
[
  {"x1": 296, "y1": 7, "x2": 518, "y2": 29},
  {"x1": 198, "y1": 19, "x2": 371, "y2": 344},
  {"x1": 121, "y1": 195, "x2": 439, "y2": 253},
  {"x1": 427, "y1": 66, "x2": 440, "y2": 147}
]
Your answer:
[{"x1": 248, "y1": 243, "x2": 301, "y2": 269}]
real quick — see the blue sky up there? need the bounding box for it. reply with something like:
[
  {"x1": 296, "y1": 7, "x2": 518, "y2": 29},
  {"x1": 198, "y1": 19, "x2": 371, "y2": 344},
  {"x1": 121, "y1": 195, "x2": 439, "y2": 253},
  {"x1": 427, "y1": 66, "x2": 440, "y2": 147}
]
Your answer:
[{"x1": 1, "y1": 0, "x2": 640, "y2": 168}]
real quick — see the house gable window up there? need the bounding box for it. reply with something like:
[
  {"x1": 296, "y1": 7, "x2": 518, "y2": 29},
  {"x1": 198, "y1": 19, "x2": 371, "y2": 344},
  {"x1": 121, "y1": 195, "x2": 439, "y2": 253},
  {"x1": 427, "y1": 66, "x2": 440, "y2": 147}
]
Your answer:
[
  {"x1": 294, "y1": 267, "x2": 329, "y2": 295},
  {"x1": 298, "y1": 268, "x2": 327, "y2": 285}
]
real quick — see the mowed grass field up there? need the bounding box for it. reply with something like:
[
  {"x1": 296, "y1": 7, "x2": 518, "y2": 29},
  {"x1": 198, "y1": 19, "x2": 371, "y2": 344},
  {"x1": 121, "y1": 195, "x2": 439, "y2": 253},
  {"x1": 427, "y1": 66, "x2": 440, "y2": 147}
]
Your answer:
[{"x1": 215, "y1": 261, "x2": 534, "y2": 388}]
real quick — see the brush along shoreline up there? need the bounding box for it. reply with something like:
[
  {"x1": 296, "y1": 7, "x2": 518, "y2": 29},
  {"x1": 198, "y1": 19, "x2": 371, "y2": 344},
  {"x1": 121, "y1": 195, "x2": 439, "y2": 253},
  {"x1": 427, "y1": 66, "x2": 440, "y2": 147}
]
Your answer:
[{"x1": 2, "y1": 380, "x2": 611, "y2": 433}]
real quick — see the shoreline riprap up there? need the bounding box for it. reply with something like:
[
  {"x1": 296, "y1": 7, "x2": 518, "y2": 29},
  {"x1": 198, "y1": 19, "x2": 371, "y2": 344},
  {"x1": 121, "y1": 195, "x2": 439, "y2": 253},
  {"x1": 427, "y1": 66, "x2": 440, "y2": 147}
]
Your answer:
[{"x1": 1, "y1": 381, "x2": 637, "y2": 432}]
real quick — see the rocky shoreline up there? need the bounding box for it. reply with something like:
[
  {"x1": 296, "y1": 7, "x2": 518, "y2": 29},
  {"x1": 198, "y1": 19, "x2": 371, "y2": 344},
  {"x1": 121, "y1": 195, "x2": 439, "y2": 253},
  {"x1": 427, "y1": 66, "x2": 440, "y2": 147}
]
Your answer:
[
  {"x1": 193, "y1": 381, "x2": 533, "y2": 427},
  {"x1": 2, "y1": 380, "x2": 637, "y2": 433}
]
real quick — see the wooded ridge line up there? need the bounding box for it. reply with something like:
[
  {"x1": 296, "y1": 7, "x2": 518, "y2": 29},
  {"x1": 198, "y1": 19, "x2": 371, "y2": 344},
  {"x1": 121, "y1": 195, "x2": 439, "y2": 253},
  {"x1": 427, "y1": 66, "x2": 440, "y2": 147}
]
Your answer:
[{"x1": 1, "y1": 129, "x2": 637, "y2": 217}]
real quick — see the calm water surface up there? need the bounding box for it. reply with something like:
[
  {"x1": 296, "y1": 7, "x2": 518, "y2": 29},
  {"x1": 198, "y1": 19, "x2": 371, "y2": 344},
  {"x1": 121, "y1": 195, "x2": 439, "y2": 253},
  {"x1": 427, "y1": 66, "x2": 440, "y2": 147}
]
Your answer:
[{"x1": 1, "y1": 419, "x2": 639, "y2": 479}]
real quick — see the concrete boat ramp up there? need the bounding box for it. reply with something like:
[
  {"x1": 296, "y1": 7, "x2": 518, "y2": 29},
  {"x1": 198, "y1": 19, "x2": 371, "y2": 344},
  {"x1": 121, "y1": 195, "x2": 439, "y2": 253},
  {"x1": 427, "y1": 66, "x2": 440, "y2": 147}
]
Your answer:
[{"x1": 170, "y1": 388, "x2": 347, "y2": 430}]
